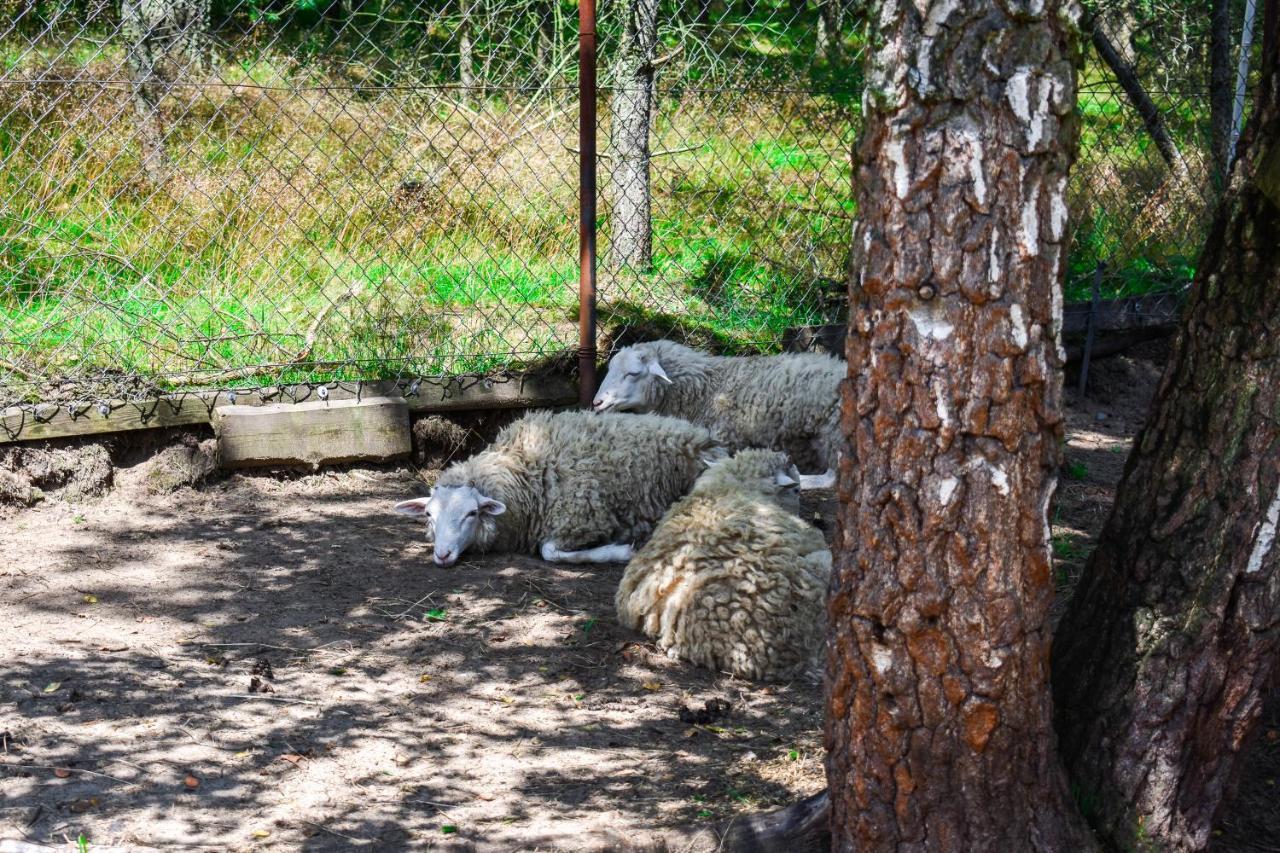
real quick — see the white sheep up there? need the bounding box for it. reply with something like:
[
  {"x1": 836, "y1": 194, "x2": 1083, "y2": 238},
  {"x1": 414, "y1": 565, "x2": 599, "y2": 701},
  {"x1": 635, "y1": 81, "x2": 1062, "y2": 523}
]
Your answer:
[
  {"x1": 393, "y1": 410, "x2": 725, "y2": 567},
  {"x1": 591, "y1": 340, "x2": 843, "y2": 488},
  {"x1": 615, "y1": 448, "x2": 832, "y2": 682}
]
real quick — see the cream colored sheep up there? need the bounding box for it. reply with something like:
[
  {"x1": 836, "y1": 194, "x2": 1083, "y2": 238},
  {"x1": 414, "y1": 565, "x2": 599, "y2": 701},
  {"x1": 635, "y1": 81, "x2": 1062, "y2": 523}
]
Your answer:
[
  {"x1": 393, "y1": 410, "x2": 725, "y2": 566},
  {"x1": 615, "y1": 449, "x2": 831, "y2": 681}
]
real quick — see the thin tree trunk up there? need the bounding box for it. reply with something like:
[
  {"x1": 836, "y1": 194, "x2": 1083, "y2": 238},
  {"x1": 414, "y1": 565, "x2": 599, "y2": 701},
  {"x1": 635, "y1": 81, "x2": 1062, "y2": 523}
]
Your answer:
[
  {"x1": 1053, "y1": 2, "x2": 1280, "y2": 849},
  {"x1": 458, "y1": 0, "x2": 477, "y2": 102},
  {"x1": 824, "y1": 0, "x2": 1095, "y2": 847},
  {"x1": 535, "y1": 1, "x2": 554, "y2": 79},
  {"x1": 1088, "y1": 17, "x2": 1192, "y2": 183},
  {"x1": 1210, "y1": 0, "x2": 1235, "y2": 185},
  {"x1": 607, "y1": 0, "x2": 659, "y2": 274},
  {"x1": 120, "y1": 0, "x2": 210, "y2": 184},
  {"x1": 818, "y1": 0, "x2": 842, "y2": 64}
]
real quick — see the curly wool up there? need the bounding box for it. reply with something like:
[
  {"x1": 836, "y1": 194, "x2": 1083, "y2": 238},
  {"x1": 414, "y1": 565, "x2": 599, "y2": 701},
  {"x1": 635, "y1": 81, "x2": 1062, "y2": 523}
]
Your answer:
[
  {"x1": 433, "y1": 410, "x2": 724, "y2": 556},
  {"x1": 615, "y1": 340, "x2": 843, "y2": 471},
  {"x1": 615, "y1": 449, "x2": 831, "y2": 681}
]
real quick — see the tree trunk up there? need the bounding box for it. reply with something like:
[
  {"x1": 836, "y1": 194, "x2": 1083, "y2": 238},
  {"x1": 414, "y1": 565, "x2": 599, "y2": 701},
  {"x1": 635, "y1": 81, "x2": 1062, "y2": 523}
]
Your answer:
[
  {"x1": 1052, "y1": 2, "x2": 1280, "y2": 849},
  {"x1": 607, "y1": 0, "x2": 659, "y2": 274},
  {"x1": 120, "y1": 0, "x2": 210, "y2": 184},
  {"x1": 817, "y1": 0, "x2": 843, "y2": 64},
  {"x1": 823, "y1": 0, "x2": 1095, "y2": 848},
  {"x1": 1087, "y1": 17, "x2": 1192, "y2": 184},
  {"x1": 1210, "y1": 0, "x2": 1235, "y2": 186},
  {"x1": 458, "y1": 0, "x2": 477, "y2": 102}
]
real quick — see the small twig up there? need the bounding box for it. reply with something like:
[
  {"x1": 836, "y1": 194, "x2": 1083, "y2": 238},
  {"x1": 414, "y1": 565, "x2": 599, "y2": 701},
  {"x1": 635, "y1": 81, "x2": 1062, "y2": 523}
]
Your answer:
[
  {"x1": 221, "y1": 694, "x2": 320, "y2": 705},
  {"x1": 299, "y1": 820, "x2": 370, "y2": 843},
  {"x1": 652, "y1": 43, "x2": 685, "y2": 68},
  {"x1": 562, "y1": 143, "x2": 615, "y2": 160},
  {"x1": 0, "y1": 358, "x2": 43, "y2": 382},
  {"x1": 652, "y1": 143, "x2": 705, "y2": 158},
  {"x1": 1, "y1": 763, "x2": 135, "y2": 786}
]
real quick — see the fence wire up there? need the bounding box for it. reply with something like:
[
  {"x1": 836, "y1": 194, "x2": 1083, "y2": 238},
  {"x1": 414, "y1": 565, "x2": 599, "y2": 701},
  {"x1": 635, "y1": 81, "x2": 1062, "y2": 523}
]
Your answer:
[{"x1": 0, "y1": 0, "x2": 1247, "y2": 421}]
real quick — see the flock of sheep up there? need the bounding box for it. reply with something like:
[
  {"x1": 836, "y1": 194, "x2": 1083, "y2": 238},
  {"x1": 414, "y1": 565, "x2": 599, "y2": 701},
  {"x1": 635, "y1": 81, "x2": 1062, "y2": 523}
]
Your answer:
[{"x1": 393, "y1": 340, "x2": 845, "y2": 682}]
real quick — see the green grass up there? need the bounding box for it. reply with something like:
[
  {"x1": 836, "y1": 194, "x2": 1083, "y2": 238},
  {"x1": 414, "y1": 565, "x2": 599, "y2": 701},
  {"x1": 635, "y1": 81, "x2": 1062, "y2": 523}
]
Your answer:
[{"x1": 0, "y1": 37, "x2": 1208, "y2": 402}]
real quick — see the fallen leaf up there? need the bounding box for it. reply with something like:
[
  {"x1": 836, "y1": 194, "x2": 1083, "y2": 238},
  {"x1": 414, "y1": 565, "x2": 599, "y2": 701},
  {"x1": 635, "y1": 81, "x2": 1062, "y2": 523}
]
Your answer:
[
  {"x1": 441, "y1": 825, "x2": 458, "y2": 834},
  {"x1": 277, "y1": 753, "x2": 307, "y2": 765},
  {"x1": 252, "y1": 830, "x2": 271, "y2": 838},
  {"x1": 418, "y1": 674, "x2": 432, "y2": 683},
  {"x1": 54, "y1": 767, "x2": 71, "y2": 778},
  {"x1": 82, "y1": 594, "x2": 97, "y2": 604},
  {"x1": 641, "y1": 680, "x2": 662, "y2": 691},
  {"x1": 423, "y1": 608, "x2": 447, "y2": 622},
  {"x1": 184, "y1": 774, "x2": 200, "y2": 789},
  {"x1": 43, "y1": 682, "x2": 61, "y2": 694}
]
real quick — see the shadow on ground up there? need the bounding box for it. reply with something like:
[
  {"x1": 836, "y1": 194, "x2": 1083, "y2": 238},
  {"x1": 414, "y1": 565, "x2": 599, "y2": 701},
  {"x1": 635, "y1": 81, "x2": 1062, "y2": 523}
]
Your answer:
[{"x1": 1, "y1": 469, "x2": 826, "y2": 850}]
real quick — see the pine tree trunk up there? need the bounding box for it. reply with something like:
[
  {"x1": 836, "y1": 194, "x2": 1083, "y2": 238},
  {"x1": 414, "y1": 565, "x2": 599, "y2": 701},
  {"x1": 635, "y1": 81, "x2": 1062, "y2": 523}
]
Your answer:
[
  {"x1": 818, "y1": 0, "x2": 843, "y2": 64},
  {"x1": 823, "y1": 0, "x2": 1096, "y2": 847},
  {"x1": 1052, "y1": 3, "x2": 1280, "y2": 849},
  {"x1": 120, "y1": 0, "x2": 210, "y2": 184},
  {"x1": 1210, "y1": 0, "x2": 1234, "y2": 185},
  {"x1": 607, "y1": 0, "x2": 658, "y2": 274},
  {"x1": 458, "y1": 0, "x2": 477, "y2": 102}
]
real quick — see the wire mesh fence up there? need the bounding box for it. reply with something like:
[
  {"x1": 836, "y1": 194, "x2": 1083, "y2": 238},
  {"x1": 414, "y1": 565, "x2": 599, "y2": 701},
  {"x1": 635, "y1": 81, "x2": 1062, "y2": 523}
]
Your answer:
[{"x1": 0, "y1": 0, "x2": 1248, "y2": 428}]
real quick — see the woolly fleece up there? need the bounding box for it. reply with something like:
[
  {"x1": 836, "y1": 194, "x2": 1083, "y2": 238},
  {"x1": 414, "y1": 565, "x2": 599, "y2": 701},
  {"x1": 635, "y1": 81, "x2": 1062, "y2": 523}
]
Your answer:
[
  {"x1": 598, "y1": 340, "x2": 843, "y2": 472},
  {"x1": 615, "y1": 449, "x2": 832, "y2": 681},
  {"x1": 433, "y1": 409, "x2": 724, "y2": 556}
]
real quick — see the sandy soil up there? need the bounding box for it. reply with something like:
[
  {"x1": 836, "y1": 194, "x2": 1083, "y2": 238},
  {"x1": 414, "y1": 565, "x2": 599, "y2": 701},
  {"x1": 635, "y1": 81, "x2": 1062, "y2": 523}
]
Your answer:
[
  {"x1": 1, "y1": 466, "x2": 829, "y2": 851},
  {"x1": 2, "y1": 342, "x2": 1275, "y2": 851}
]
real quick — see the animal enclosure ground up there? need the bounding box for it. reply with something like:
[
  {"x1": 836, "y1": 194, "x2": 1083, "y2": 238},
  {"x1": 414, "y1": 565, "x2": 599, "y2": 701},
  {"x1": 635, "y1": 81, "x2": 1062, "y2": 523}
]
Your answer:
[
  {"x1": 1, "y1": 342, "x2": 1276, "y2": 851},
  {"x1": 0, "y1": 466, "x2": 830, "y2": 851}
]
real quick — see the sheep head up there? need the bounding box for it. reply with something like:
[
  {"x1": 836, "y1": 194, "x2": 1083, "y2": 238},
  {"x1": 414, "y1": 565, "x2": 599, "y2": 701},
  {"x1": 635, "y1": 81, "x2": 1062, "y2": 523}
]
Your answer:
[
  {"x1": 592, "y1": 344, "x2": 671, "y2": 413},
  {"x1": 696, "y1": 449, "x2": 802, "y2": 513},
  {"x1": 393, "y1": 485, "x2": 506, "y2": 567}
]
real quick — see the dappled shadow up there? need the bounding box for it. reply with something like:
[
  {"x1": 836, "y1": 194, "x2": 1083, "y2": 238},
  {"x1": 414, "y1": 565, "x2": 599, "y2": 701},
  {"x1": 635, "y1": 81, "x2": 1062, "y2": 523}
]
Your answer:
[{"x1": 1, "y1": 470, "x2": 826, "y2": 849}]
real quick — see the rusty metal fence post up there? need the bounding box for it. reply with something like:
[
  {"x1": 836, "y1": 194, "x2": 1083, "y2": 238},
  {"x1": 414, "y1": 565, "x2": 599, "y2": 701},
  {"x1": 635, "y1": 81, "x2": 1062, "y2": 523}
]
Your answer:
[{"x1": 577, "y1": 0, "x2": 599, "y2": 409}]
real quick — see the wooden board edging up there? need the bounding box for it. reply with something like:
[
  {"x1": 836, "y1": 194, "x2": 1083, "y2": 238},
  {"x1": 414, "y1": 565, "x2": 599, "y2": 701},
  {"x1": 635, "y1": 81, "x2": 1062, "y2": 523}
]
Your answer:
[{"x1": 0, "y1": 372, "x2": 577, "y2": 445}]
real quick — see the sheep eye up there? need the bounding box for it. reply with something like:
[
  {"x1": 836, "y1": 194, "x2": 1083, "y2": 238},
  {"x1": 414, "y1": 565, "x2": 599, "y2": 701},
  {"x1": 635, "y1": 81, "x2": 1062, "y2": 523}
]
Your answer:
[
  {"x1": 625, "y1": 371, "x2": 641, "y2": 378},
  {"x1": 466, "y1": 509, "x2": 478, "y2": 518}
]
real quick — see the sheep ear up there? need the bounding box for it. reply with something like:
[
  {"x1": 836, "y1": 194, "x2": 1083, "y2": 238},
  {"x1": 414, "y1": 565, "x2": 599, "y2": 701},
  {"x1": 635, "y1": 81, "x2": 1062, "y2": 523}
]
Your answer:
[
  {"x1": 479, "y1": 497, "x2": 506, "y2": 516},
  {"x1": 774, "y1": 469, "x2": 799, "y2": 488},
  {"x1": 394, "y1": 498, "x2": 431, "y2": 517},
  {"x1": 647, "y1": 359, "x2": 672, "y2": 384}
]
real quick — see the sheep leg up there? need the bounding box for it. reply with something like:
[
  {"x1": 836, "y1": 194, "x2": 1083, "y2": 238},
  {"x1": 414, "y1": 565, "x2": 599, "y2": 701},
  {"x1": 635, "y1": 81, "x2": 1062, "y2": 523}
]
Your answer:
[
  {"x1": 799, "y1": 468, "x2": 837, "y2": 490},
  {"x1": 539, "y1": 540, "x2": 635, "y2": 564}
]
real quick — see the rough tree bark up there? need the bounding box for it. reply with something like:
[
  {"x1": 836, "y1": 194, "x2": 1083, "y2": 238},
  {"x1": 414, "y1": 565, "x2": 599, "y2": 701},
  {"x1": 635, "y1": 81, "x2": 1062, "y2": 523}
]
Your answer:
[
  {"x1": 607, "y1": 0, "x2": 659, "y2": 274},
  {"x1": 1086, "y1": 16, "x2": 1192, "y2": 184},
  {"x1": 120, "y1": 0, "x2": 210, "y2": 183},
  {"x1": 1210, "y1": 0, "x2": 1235, "y2": 186},
  {"x1": 458, "y1": 0, "x2": 478, "y2": 102},
  {"x1": 816, "y1": 0, "x2": 843, "y2": 65},
  {"x1": 823, "y1": 0, "x2": 1097, "y2": 847},
  {"x1": 1053, "y1": 1, "x2": 1280, "y2": 848}
]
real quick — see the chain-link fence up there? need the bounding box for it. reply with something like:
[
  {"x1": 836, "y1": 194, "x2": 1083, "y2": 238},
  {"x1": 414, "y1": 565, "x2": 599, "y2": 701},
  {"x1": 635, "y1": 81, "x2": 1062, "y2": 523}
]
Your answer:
[{"x1": 0, "y1": 0, "x2": 1250, "y2": 425}]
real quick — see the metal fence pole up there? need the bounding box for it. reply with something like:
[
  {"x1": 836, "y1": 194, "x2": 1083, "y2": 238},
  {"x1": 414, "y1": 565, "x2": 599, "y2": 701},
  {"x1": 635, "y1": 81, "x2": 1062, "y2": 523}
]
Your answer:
[
  {"x1": 577, "y1": 0, "x2": 599, "y2": 408},
  {"x1": 1078, "y1": 261, "x2": 1106, "y2": 397},
  {"x1": 1229, "y1": 0, "x2": 1259, "y2": 163}
]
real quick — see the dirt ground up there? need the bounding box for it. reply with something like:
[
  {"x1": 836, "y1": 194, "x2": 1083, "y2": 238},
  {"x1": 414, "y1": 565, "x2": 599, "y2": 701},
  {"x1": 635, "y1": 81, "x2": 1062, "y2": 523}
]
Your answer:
[{"x1": 1, "y1": 343, "x2": 1276, "y2": 852}]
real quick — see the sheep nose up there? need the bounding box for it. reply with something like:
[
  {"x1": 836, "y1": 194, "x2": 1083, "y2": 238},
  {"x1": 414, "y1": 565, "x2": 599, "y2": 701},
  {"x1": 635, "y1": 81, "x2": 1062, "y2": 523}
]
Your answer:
[
  {"x1": 435, "y1": 548, "x2": 454, "y2": 565},
  {"x1": 591, "y1": 398, "x2": 604, "y2": 411}
]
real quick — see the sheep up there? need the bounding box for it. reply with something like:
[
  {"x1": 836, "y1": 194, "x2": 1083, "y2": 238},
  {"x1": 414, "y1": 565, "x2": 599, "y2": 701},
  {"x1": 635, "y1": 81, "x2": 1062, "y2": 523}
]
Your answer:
[
  {"x1": 615, "y1": 448, "x2": 832, "y2": 682},
  {"x1": 392, "y1": 410, "x2": 725, "y2": 567},
  {"x1": 591, "y1": 340, "x2": 843, "y2": 489}
]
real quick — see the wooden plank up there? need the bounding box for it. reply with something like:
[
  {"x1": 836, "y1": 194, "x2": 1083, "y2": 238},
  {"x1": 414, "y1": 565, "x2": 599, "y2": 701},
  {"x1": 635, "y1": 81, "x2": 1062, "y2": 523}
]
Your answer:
[
  {"x1": 215, "y1": 396, "x2": 410, "y2": 468},
  {"x1": 0, "y1": 372, "x2": 577, "y2": 445}
]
